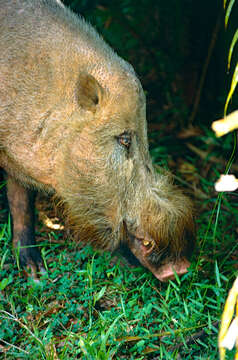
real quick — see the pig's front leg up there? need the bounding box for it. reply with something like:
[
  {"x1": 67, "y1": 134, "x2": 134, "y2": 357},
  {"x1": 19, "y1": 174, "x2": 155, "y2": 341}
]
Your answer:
[{"x1": 7, "y1": 175, "x2": 44, "y2": 276}]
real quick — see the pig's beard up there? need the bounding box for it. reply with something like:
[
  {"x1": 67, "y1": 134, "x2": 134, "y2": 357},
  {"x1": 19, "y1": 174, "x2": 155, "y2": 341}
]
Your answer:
[
  {"x1": 57, "y1": 150, "x2": 195, "y2": 261},
  {"x1": 56, "y1": 155, "x2": 125, "y2": 250}
]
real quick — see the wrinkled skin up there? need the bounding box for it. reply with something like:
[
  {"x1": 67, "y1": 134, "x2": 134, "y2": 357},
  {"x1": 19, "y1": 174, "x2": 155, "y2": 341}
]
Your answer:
[{"x1": 0, "y1": 0, "x2": 195, "y2": 281}]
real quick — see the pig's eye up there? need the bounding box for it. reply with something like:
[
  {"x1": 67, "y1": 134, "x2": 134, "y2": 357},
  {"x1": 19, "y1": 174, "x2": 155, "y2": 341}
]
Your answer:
[
  {"x1": 142, "y1": 239, "x2": 155, "y2": 253},
  {"x1": 118, "y1": 133, "x2": 131, "y2": 149},
  {"x1": 143, "y1": 240, "x2": 151, "y2": 247},
  {"x1": 142, "y1": 239, "x2": 154, "y2": 248}
]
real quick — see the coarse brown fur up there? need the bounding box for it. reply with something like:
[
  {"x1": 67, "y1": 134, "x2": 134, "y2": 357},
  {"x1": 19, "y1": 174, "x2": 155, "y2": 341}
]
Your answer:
[{"x1": 0, "y1": 0, "x2": 195, "y2": 279}]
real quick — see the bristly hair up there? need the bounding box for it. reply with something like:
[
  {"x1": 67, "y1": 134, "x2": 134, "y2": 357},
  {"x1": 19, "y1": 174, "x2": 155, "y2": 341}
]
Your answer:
[{"x1": 56, "y1": 137, "x2": 195, "y2": 260}]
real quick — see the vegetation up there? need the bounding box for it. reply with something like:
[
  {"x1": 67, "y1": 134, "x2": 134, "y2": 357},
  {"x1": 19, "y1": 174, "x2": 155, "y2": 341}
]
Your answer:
[
  {"x1": 0, "y1": 0, "x2": 238, "y2": 359},
  {"x1": 0, "y1": 179, "x2": 237, "y2": 359},
  {"x1": 217, "y1": 0, "x2": 238, "y2": 358}
]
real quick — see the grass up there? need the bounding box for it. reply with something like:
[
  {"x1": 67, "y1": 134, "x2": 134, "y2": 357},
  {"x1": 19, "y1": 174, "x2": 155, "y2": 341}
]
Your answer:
[{"x1": 0, "y1": 128, "x2": 237, "y2": 359}]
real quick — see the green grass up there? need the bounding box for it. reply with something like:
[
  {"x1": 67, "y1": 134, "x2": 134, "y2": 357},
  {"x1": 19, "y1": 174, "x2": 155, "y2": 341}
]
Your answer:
[{"x1": 0, "y1": 129, "x2": 237, "y2": 359}]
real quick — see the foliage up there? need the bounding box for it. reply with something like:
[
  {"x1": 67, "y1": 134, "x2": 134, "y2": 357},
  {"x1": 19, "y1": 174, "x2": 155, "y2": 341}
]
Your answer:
[
  {"x1": 224, "y1": 0, "x2": 238, "y2": 115},
  {"x1": 217, "y1": 1, "x2": 238, "y2": 359}
]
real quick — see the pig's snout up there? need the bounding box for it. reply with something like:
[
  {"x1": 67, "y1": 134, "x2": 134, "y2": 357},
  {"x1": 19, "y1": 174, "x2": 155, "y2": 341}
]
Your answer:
[
  {"x1": 126, "y1": 226, "x2": 193, "y2": 282},
  {"x1": 155, "y1": 258, "x2": 191, "y2": 282}
]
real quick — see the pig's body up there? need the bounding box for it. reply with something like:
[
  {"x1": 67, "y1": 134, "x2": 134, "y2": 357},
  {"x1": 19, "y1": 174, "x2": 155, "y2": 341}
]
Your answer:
[
  {"x1": 0, "y1": 0, "x2": 195, "y2": 281},
  {"x1": 0, "y1": 0, "x2": 141, "y2": 190}
]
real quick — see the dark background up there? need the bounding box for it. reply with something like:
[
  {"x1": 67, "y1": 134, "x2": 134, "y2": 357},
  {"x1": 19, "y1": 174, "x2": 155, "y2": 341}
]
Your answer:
[{"x1": 63, "y1": 0, "x2": 238, "y2": 130}]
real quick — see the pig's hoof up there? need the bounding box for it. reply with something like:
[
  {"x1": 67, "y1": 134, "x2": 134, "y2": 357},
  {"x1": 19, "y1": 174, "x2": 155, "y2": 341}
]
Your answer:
[
  {"x1": 23, "y1": 262, "x2": 47, "y2": 283},
  {"x1": 17, "y1": 247, "x2": 46, "y2": 281}
]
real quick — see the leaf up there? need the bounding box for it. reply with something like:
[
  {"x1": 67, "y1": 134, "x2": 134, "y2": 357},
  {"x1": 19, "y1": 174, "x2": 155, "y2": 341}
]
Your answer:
[
  {"x1": 101, "y1": 313, "x2": 123, "y2": 349},
  {"x1": 0, "y1": 181, "x2": 6, "y2": 190},
  {"x1": 220, "y1": 318, "x2": 238, "y2": 350},
  {"x1": 215, "y1": 174, "x2": 238, "y2": 192},
  {"x1": 212, "y1": 110, "x2": 238, "y2": 137},
  {"x1": 93, "y1": 285, "x2": 107, "y2": 305},
  {"x1": 0, "y1": 278, "x2": 10, "y2": 291},
  {"x1": 228, "y1": 28, "x2": 238, "y2": 69},
  {"x1": 218, "y1": 277, "x2": 238, "y2": 359},
  {"x1": 215, "y1": 261, "x2": 221, "y2": 287},
  {"x1": 225, "y1": 0, "x2": 236, "y2": 27},
  {"x1": 224, "y1": 62, "x2": 238, "y2": 115}
]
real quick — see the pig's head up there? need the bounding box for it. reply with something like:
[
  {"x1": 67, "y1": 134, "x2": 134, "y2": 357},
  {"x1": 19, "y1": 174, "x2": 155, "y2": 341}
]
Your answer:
[{"x1": 56, "y1": 70, "x2": 195, "y2": 282}]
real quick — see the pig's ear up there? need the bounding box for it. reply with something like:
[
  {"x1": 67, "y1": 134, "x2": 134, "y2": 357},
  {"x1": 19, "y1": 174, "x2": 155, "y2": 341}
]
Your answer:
[{"x1": 77, "y1": 73, "x2": 104, "y2": 112}]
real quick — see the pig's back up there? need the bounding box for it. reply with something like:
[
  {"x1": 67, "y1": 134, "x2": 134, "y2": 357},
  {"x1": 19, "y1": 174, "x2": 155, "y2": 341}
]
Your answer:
[
  {"x1": 0, "y1": 0, "x2": 136, "y2": 145},
  {"x1": 0, "y1": 0, "x2": 132, "y2": 79}
]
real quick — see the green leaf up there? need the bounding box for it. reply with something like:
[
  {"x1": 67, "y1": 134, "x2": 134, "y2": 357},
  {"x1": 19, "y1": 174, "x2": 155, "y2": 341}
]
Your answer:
[
  {"x1": 0, "y1": 250, "x2": 8, "y2": 269},
  {"x1": 93, "y1": 285, "x2": 107, "y2": 305},
  {"x1": 0, "y1": 278, "x2": 9, "y2": 291},
  {"x1": 0, "y1": 276, "x2": 12, "y2": 290},
  {"x1": 224, "y1": 62, "x2": 238, "y2": 115},
  {"x1": 225, "y1": 0, "x2": 235, "y2": 27},
  {"x1": 165, "y1": 282, "x2": 171, "y2": 302},
  {"x1": 215, "y1": 261, "x2": 221, "y2": 288},
  {"x1": 228, "y1": 28, "x2": 238, "y2": 69},
  {"x1": 100, "y1": 313, "x2": 123, "y2": 352},
  {"x1": 0, "y1": 181, "x2": 6, "y2": 190}
]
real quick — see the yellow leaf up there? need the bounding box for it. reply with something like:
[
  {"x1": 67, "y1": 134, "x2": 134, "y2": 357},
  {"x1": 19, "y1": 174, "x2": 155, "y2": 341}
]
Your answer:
[{"x1": 212, "y1": 110, "x2": 238, "y2": 137}]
